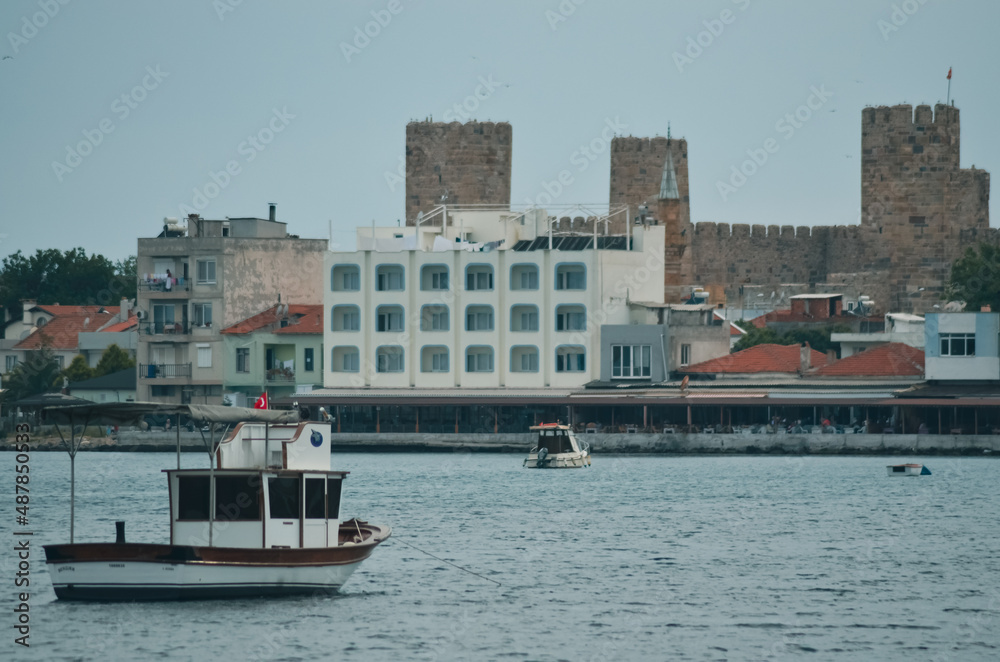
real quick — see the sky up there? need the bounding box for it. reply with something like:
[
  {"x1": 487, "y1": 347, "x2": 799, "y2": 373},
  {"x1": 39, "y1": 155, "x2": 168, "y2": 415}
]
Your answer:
[{"x1": 1, "y1": 0, "x2": 998, "y2": 263}]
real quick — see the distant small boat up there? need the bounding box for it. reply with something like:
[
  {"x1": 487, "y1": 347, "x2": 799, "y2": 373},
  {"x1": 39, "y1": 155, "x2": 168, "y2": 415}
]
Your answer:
[
  {"x1": 523, "y1": 423, "x2": 591, "y2": 469},
  {"x1": 887, "y1": 463, "x2": 931, "y2": 476}
]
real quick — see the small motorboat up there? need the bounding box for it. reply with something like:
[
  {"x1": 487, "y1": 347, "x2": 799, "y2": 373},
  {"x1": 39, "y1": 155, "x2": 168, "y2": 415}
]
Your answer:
[
  {"x1": 523, "y1": 423, "x2": 591, "y2": 469},
  {"x1": 43, "y1": 404, "x2": 390, "y2": 600},
  {"x1": 887, "y1": 463, "x2": 931, "y2": 476}
]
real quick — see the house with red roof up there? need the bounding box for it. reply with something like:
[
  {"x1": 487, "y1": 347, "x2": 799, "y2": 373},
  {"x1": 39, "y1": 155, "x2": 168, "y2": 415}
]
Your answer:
[
  {"x1": 808, "y1": 343, "x2": 924, "y2": 379},
  {"x1": 0, "y1": 299, "x2": 137, "y2": 375},
  {"x1": 220, "y1": 304, "x2": 323, "y2": 404},
  {"x1": 677, "y1": 343, "x2": 829, "y2": 380}
]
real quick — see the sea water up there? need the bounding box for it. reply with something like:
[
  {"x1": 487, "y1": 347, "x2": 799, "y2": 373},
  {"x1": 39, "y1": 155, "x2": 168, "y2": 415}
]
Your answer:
[{"x1": 2, "y1": 451, "x2": 998, "y2": 661}]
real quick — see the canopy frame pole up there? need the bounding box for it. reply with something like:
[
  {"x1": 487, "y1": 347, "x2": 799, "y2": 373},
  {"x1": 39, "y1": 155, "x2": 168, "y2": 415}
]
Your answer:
[
  {"x1": 52, "y1": 411, "x2": 92, "y2": 544},
  {"x1": 176, "y1": 413, "x2": 181, "y2": 469}
]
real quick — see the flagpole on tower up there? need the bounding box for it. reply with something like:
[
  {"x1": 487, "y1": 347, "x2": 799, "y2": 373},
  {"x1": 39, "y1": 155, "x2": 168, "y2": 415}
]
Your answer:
[{"x1": 946, "y1": 66, "x2": 952, "y2": 106}]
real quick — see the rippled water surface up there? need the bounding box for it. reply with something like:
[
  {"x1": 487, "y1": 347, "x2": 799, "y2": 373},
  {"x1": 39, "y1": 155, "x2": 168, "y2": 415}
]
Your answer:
[{"x1": 2, "y1": 451, "x2": 999, "y2": 661}]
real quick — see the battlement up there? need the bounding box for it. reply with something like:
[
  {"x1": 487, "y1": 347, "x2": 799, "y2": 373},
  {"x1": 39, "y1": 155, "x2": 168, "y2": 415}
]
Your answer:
[
  {"x1": 693, "y1": 221, "x2": 863, "y2": 241},
  {"x1": 861, "y1": 103, "x2": 959, "y2": 129},
  {"x1": 611, "y1": 136, "x2": 688, "y2": 153},
  {"x1": 406, "y1": 120, "x2": 512, "y2": 142}
]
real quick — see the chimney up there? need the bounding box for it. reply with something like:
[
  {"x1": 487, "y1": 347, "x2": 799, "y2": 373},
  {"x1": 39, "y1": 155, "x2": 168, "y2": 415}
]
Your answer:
[
  {"x1": 826, "y1": 349, "x2": 837, "y2": 365},
  {"x1": 799, "y1": 342, "x2": 812, "y2": 373},
  {"x1": 21, "y1": 299, "x2": 36, "y2": 325},
  {"x1": 982, "y1": 305, "x2": 992, "y2": 313},
  {"x1": 268, "y1": 203, "x2": 276, "y2": 222}
]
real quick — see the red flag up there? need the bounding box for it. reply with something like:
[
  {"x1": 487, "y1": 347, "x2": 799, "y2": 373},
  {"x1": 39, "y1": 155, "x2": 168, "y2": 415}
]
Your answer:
[
  {"x1": 254, "y1": 392, "x2": 268, "y2": 409},
  {"x1": 947, "y1": 67, "x2": 952, "y2": 80}
]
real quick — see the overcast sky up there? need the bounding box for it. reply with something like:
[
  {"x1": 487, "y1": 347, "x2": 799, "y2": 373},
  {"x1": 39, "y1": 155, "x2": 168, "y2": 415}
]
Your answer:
[{"x1": 2, "y1": 0, "x2": 997, "y2": 262}]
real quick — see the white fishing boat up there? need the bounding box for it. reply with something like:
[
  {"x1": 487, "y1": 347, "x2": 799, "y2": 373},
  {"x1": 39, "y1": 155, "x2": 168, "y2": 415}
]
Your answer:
[
  {"x1": 523, "y1": 423, "x2": 591, "y2": 468},
  {"x1": 886, "y1": 463, "x2": 931, "y2": 476},
  {"x1": 43, "y1": 404, "x2": 390, "y2": 600}
]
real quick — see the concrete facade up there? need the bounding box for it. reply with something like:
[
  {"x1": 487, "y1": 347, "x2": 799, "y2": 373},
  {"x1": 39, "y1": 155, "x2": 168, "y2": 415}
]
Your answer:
[
  {"x1": 925, "y1": 312, "x2": 1000, "y2": 381},
  {"x1": 325, "y1": 209, "x2": 666, "y2": 390},
  {"x1": 136, "y1": 212, "x2": 327, "y2": 405}
]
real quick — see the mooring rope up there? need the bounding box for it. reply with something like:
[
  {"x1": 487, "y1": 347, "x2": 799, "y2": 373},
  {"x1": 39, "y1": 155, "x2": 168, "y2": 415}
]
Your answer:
[{"x1": 393, "y1": 537, "x2": 501, "y2": 587}]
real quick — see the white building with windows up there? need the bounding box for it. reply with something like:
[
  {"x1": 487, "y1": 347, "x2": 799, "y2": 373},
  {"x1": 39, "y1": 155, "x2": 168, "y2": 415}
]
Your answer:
[
  {"x1": 324, "y1": 208, "x2": 666, "y2": 390},
  {"x1": 925, "y1": 311, "x2": 1000, "y2": 381}
]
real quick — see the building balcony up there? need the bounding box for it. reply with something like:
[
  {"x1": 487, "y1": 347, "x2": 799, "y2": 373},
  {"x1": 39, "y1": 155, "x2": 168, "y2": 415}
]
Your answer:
[
  {"x1": 139, "y1": 363, "x2": 192, "y2": 379},
  {"x1": 141, "y1": 322, "x2": 191, "y2": 336},
  {"x1": 138, "y1": 279, "x2": 189, "y2": 295},
  {"x1": 266, "y1": 367, "x2": 296, "y2": 382}
]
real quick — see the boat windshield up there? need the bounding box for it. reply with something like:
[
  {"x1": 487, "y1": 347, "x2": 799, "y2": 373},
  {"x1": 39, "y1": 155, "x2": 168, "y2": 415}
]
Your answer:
[{"x1": 537, "y1": 430, "x2": 574, "y2": 454}]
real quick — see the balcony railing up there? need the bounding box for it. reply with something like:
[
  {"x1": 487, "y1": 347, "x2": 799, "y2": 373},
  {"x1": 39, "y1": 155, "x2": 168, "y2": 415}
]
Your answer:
[
  {"x1": 266, "y1": 367, "x2": 296, "y2": 382},
  {"x1": 141, "y1": 322, "x2": 190, "y2": 335},
  {"x1": 139, "y1": 363, "x2": 192, "y2": 379},
  {"x1": 139, "y1": 279, "x2": 189, "y2": 293}
]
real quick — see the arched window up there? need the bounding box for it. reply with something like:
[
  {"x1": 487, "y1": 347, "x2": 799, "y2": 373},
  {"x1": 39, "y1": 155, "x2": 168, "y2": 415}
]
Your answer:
[
  {"x1": 555, "y1": 345, "x2": 586, "y2": 372},
  {"x1": 465, "y1": 346, "x2": 494, "y2": 373},
  {"x1": 465, "y1": 305, "x2": 494, "y2": 331}
]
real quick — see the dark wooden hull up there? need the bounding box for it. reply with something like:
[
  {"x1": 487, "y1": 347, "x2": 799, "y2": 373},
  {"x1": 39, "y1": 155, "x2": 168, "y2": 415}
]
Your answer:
[{"x1": 44, "y1": 522, "x2": 390, "y2": 601}]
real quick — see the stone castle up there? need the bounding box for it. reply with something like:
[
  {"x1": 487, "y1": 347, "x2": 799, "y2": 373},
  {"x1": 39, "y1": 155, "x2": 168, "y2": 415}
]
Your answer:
[{"x1": 404, "y1": 104, "x2": 993, "y2": 314}]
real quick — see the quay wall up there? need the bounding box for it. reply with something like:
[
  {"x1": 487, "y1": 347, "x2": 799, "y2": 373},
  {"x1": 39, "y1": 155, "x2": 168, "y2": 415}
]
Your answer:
[{"x1": 13, "y1": 431, "x2": 999, "y2": 455}]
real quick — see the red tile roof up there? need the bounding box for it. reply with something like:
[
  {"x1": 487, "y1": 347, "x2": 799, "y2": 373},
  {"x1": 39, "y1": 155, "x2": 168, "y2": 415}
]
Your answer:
[
  {"x1": 681, "y1": 343, "x2": 828, "y2": 374},
  {"x1": 100, "y1": 315, "x2": 139, "y2": 333},
  {"x1": 35, "y1": 305, "x2": 119, "y2": 317},
  {"x1": 221, "y1": 305, "x2": 323, "y2": 335},
  {"x1": 14, "y1": 307, "x2": 121, "y2": 350},
  {"x1": 811, "y1": 343, "x2": 924, "y2": 377}
]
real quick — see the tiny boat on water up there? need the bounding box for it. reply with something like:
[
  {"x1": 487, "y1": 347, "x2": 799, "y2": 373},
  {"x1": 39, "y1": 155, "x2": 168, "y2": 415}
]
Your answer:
[
  {"x1": 43, "y1": 404, "x2": 390, "y2": 600},
  {"x1": 887, "y1": 463, "x2": 931, "y2": 476},
  {"x1": 523, "y1": 423, "x2": 591, "y2": 468}
]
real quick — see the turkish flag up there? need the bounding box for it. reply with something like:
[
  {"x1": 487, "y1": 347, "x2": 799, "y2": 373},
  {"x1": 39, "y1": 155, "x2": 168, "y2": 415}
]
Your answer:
[
  {"x1": 254, "y1": 393, "x2": 269, "y2": 409},
  {"x1": 947, "y1": 67, "x2": 952, "y2": 80}
]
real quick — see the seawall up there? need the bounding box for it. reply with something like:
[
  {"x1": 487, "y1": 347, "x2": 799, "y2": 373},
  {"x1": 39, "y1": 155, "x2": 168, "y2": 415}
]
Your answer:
[{"x1": 10, "y1": 431, "x2": 998, "y2": 455}]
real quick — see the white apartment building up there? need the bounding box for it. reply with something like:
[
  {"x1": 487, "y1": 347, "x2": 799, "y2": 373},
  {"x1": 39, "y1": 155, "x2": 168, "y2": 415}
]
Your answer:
[{"x1": 324, "y1": 208, "x2": 666, "y2": 390}]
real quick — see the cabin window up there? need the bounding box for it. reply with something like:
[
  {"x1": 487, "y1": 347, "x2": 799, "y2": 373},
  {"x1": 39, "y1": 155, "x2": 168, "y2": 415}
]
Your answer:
[
  {"x1": 177, "y1": 476, "x2": 210, "y2": 520},
  {"x1": 305, "y1": 478, "x2": 326, "y2": 519},
  {"x1": 214, "y1": 475, "x2": 260, "y2": 521},
  {"x1": 268, "y1": 477, "x2": 301, "y2": 519},
  {"x1": 327, "y1": 478, "x2": 343, "y2": 519}
]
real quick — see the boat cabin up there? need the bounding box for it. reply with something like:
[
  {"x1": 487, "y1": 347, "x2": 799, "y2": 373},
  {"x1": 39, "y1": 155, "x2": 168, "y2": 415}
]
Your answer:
[
  {"x1": 166, "y1": 422, "x2": 348, "y2": 549},
  {"x1": 530, "y1": 423, "x2": 578, "y2": 455}
]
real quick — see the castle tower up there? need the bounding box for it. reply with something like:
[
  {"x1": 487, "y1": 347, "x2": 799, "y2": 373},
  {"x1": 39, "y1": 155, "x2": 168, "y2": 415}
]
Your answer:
[
  {"x1": 861, "y1": 104, "x2": 990, "y2": 312},
  {"x1": 405, "y1": 121, "x2": 512, "y2": 225},
  {"x1": 611, "y1": 135, "x2": 693, "y2": 298}
]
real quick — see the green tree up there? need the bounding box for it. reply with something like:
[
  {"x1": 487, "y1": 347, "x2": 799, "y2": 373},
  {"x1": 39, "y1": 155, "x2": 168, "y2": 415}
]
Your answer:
[
  {"x1": 0, "y1": 248, "x2": 135, "y2": 326},
  {"x1": 1, "y1": 346, "x2": 60, "y2": 402},
  {"x1": 62, "y1": 354, "x2": 96, "y2": 384},
  {"x1": 733, "y1": 321, "x2": 848, "y2": 355},
  {"x1": 733, "y1": 324, "x2": 781, "y2": 352},
  {"x1": 94, "y1": 344, "x2": 135, "y2": 377},
  {"x1": 947, "y1": 242, "x2": 1000, "y2": 312}
]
